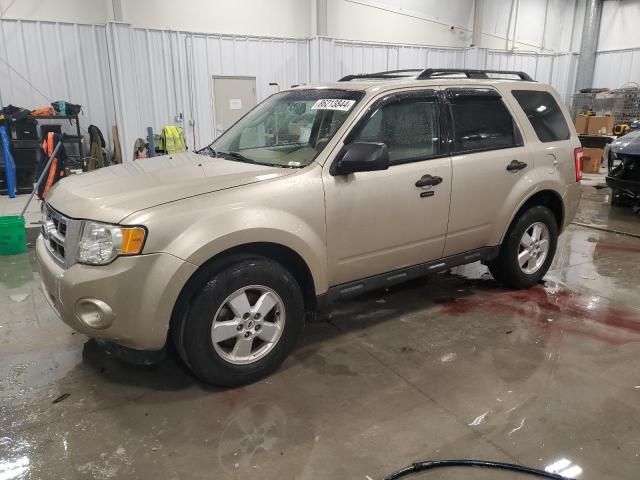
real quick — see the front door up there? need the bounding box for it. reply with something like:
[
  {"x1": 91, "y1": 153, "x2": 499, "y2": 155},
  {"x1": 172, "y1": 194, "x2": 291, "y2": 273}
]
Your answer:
[
  {"x1": 323, "y1": 90, "x2": 452, "y2": 286},
  {"x1": 212, "y1": 76, "x2": 257, "y2": 138}
]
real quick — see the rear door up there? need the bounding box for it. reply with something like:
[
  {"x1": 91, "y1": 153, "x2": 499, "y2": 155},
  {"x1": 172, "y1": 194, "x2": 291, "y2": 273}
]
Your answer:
[{"x1": 443, "y1": 87, "x2": 532, "y2": 256}]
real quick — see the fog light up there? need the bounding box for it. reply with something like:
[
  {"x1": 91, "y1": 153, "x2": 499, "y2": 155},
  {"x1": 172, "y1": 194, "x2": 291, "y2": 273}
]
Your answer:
[{"x1": 75, "y1": 298, "x2": 114, "y2": 329}]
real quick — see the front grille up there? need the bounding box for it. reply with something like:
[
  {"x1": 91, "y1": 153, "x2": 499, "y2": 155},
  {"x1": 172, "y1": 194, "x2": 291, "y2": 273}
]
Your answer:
[{"x1": 42, "y1": 203, "x2": 76, "y2": 266}]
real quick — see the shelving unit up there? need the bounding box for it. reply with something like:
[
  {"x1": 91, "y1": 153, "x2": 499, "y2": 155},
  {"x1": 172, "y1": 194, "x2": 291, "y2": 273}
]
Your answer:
[{"x1": 0, "y1": 114, "x2": 84, "y2": 195}]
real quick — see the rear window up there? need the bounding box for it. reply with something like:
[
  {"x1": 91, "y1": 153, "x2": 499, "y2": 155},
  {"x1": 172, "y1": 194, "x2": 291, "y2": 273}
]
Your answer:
[
  {"x1": 512, "y1": 90, "x2": 570, "y2": 142},
  {"x1": 447, "y1": 89, "x2": 522, "y2": 154}
]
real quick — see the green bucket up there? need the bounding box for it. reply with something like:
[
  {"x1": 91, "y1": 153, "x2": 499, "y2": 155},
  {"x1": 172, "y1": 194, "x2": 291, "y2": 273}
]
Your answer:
[{"x1": 0, "y1": 215, "x2": 27, "y2": 255}]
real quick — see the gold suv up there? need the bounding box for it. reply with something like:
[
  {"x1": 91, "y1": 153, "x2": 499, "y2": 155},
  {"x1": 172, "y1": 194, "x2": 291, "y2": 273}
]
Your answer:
[{"x1": 37, "y1": 68, "x2": 583, "y2": 386}]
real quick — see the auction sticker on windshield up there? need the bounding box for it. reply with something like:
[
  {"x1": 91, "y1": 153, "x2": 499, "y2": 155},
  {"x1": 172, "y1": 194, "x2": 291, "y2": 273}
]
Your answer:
[{"x1": 311, "y1": 99, "x2": 356, "y2": 111}]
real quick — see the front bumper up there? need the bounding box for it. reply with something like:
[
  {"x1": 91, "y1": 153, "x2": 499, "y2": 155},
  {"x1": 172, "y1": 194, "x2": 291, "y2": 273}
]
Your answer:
[
  {"x1": 606, "y1": 176, "x2": 640, "y2": 198},
  {"x1": 36, "y1": 235, "x2": 197, "y2": 351}
]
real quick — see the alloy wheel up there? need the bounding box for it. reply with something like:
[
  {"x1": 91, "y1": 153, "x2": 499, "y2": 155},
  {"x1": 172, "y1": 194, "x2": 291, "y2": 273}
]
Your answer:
[
  {"x1": 211, "y1": 285, "x2": 286, "y2": 365},
  {"x1": 518, "y1": 222, "x2": 550, "y2": 275}
]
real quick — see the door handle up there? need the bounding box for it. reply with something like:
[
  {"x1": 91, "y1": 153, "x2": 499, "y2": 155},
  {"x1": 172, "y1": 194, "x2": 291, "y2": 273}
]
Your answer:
[
  {"x1": 506, "y1": 160, "x2": 528, "y2": 172},
  {"x1": 415, "y1": 174, "x2": 443, "y2": 187}
]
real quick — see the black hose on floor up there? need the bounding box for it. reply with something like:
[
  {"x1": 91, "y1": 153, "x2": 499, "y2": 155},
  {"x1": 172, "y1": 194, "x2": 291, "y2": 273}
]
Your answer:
[
  {"x1": 383, "y1": 459, "x2": 575, "y2": 480},
  {"x1": 571, "y1": 221, "x2": 640, "y2": 239}
]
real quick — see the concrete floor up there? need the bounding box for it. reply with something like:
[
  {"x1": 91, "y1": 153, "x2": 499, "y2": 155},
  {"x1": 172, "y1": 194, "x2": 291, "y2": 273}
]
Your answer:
[{"x1": 2, "y1": 183, "x2": 640, "y2": 479}]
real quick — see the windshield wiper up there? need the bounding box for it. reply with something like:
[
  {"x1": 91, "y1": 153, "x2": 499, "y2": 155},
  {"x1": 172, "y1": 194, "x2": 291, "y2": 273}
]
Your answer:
[
  {"x1": 217, "y1": 150, "x2": 292, "y2": 169},
  {"x1": 216, "y1": 150, "x2": 257, "y2": 164},
  {"x1": 195, "y1": 144, "x2": 218, "y2": 157},
  {"x1": 228, "y1": 151, "x2": 254, "y2": 162}
]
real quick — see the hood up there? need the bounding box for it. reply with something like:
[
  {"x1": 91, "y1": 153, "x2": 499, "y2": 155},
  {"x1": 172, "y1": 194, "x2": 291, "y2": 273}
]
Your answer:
[
  {"x1": 611, "y1": 129, "x2": 640, "y2": 156},
  {"x1": 46, "y1": 152, "x2": 294, "y2": 223}
]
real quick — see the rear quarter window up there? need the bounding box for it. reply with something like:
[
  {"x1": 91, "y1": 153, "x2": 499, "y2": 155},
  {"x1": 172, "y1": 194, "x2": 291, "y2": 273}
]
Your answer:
[{"x1": 512, "y1": 90, "x2": 570, "y2": 142}]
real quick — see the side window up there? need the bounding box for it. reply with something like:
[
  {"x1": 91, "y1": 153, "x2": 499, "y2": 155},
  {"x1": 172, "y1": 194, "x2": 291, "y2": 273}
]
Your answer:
[
  {"x1": 351, "y1": 96, "x2": 439, "y2": 164},
  {"x1": 512, "y1": 90, "x2": 570, "y2": 142},
  {"x1": 447, "y1": 89, "x2": 522, "y2": 154}
]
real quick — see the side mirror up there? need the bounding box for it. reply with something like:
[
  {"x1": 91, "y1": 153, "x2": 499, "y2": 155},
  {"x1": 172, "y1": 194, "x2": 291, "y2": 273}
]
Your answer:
[{"x1": 332, "y1": 142, "x2": 390, "y2": 175}]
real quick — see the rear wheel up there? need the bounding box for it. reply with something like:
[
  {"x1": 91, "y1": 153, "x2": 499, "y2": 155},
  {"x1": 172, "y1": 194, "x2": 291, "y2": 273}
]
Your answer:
[
  {"x1": 488, "y1": 206, "x2": 558, "y2": 289},
  {"x1": 173, "y1": 256, "x2": 304, "y2": 387}
]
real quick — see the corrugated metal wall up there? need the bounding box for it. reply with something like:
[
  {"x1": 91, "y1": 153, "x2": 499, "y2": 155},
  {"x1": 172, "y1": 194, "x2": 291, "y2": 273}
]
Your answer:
[
  {"x1": 1, "y1": 20, "x2": 309, "y2": 160},
  {"x1": 550, "y1": 53, "x2": 579, "y2": 107},
  {"x1": 593, "y1": 49, "x2": 640, "y2": 89},
  {"x1": 0, "y1": 20, "x2": 580, "y2": 162},
  {"x1": 309, "y1": 38, "x2": 468, "y2": 82},
  {"x1": 185, "y1": 33, "x2": 309, "y2": 149},
  {"x1": 107, "y1": 25, "x2": 310, "y2": 159},
  {"x1": 0, "y1": 19, "x2": 115, "y2": 148},
  {"x1": 484, "y1": 51, "x2": 579, "y2": 106},
  {"x1": 310, "y1": 38, "x2": 577, "y2": 105},
  {"x1": 106, "y1": 23, "x2": 190, "y2": 161}
]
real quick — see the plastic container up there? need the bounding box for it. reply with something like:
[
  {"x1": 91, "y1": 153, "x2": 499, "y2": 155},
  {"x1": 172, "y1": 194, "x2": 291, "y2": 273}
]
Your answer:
[{"x1": 0, "y1": 215, "x2": 27, "y2": 255}]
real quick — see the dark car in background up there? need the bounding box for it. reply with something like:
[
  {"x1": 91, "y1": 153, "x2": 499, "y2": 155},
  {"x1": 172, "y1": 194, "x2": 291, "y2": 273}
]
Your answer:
[{"x1": 607, "y1": 129, "x2": 640, "y2": 206}]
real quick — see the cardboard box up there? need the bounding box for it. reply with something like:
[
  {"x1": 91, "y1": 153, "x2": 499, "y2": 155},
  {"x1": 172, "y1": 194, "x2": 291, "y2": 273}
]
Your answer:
[
  {"x1": 587, "y1": 115, "x2": 614, "y2": 135},
  {"x1": 582, "y1": 147, "x2": 603, "y2": 173},
  {"x1": 575, "y1": 114, "x2": 590, "y2": 134}
]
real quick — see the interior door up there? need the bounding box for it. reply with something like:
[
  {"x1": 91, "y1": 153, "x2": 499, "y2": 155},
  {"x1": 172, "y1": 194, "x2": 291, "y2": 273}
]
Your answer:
[
  {"x1": 442, "y1": 87, "x2": 532, "y2": 256},
  {"x1": 323, "y1": 90, "x2": 452, "y2": 286},
  {"x1": 212, "y1": 76, "x2": 257, "y2": 138}
]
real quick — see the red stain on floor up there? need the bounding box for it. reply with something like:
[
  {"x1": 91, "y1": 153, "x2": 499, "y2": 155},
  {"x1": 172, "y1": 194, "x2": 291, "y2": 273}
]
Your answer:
[
  {"x1": 439, "y1": 282, "x2": 640, "y2": 345},
  {"x1": 595, "y1": 242, "x2": 640, "y2": 254}
]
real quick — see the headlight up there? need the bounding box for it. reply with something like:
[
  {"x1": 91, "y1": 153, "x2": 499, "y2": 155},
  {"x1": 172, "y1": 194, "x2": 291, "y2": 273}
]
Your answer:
[{"x1": 77, "y1": 221, "x2": 147, "y2": 265}]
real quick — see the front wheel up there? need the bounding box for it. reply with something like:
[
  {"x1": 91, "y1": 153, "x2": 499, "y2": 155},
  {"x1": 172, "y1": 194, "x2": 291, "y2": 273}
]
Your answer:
[
  {"x1": 609, "y1": 188, "x2": 622, "y2": 206},
  {"x1": 173, "y1": 256, "x2": 305, "y2": 387},
  {"x1": 488, "y1": 206, "x2": 558, "y2": 289}
]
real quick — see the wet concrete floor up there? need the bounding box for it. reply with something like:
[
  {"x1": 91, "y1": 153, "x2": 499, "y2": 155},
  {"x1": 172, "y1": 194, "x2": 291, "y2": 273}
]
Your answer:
[{"x1": 1, "y1": 185, "x2": 640, "y2": 479}]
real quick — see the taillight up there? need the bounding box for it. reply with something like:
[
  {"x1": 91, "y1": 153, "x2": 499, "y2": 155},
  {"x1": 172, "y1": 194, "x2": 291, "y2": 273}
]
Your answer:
[{"x1": 574, "y1": 147, "x2": 583, "y2": 182}]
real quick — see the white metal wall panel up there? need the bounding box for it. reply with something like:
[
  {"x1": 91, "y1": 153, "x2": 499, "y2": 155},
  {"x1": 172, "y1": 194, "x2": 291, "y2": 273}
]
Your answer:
[
  {"x1": 484, "y1": 51, "x2": 577, "y2": 105},
  {"x1": 184, "y1": 33, "x2": 309, "y2": 149},
  {"x1": 550, "y1": 53, "x2": 579, "y2": 107},
  {"x1": 396, "y1": 45, "x2": 426, "y2": 70},
  {"x1": 593, "y1": 49, "x2": 640, "y2": 89},
  {"x1": 485, "y1": 51, "x2": 544, "y2": 80},
  {"x1": 334, "y1": 41, "x2": 395, "y2": 79},
  {"x1": 130, "y1": 29, "x2": 186, "y2": 142},
  {"x1": 318, "y1": 40, "x2": 470, "y2": 81},
  {"x1": 463, "y1": 48, "x2": 487, "y2": 69},
  {"x1": 108, "y1": 27, "x2": 191, "y2": 161},
  {"x1": 106, "y1": 22, "x2": 144, "y2": 162},
  {"x1": 310, "y1": 40, "x2": 572, "y2": 96},
  {"x1": 107, "y1": 26, "x2": 309, "y2": 159},
  {"x1": 0, "y1": 19, "x2": 115, "y2": 149},
  {"x1": 309, "y1": 37, "x2": 336, "y2": 83},
  {"x1": 425, "y1": 48, "x2": 466, "y2": 69},
  {"x1": 1, "y1": 20, "x2": 581, "y2": 163}
]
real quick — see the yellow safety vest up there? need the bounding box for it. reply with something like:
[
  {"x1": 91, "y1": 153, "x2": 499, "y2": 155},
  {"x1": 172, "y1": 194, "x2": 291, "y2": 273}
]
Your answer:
[{"x1": 159, "y1": 125, "x2": 187, "y2": 154}]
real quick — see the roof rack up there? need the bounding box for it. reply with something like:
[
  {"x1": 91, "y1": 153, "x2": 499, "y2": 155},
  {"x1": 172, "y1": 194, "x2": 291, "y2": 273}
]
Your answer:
[
  {"x1": 416, "y1": 68, "x2": 534, "y2": 81},
  {"x1": 338, "y1": 69, "x2": 423, "y2": 82},
  {"x1": 338, "y1": 68, "x2": 534, "y2": 82}
]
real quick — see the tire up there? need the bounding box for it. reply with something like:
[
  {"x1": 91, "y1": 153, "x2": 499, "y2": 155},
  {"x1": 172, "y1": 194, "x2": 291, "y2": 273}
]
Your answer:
[
  {"x1": 172, "y1": 255, "x2": 304, "y2": 387},
  {"x1": 488, "y1": 205, "x2": 558, "y2": 289},
  {"x1": 610, "y1": 188, "x2": 621, "y2": 206}
]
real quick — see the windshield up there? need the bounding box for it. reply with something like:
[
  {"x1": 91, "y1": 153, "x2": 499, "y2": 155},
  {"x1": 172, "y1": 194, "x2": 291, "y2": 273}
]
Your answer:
[{"x1": 207, "y1": 89, "x2": 364, "y2": 168}]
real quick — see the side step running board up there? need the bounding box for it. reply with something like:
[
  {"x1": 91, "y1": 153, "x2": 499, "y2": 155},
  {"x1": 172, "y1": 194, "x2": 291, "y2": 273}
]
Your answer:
[{"x1": 324, "y1": 246, "x2": 499, "y2": 303}]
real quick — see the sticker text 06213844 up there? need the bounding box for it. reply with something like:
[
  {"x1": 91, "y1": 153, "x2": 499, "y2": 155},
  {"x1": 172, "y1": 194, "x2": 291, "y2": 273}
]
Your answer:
[{"x1": 311, "y1": 99, "x2": 356, "y2": 111}]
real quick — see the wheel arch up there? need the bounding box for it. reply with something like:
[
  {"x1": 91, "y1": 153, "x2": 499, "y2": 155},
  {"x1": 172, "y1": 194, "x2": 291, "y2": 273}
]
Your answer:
[
  {"x1": 171, "y1": 242, "x2": 318, "y2": 333},
  {"x1": 501, "y1": 189, "x2": 564, "y2": 243}
]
